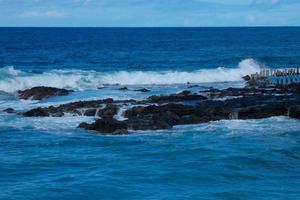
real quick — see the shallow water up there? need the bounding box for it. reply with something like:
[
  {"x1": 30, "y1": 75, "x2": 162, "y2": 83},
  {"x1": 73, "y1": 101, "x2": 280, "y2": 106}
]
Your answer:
[{"x1": 1, "y1": 27, "x2": 300, "y2": 199}]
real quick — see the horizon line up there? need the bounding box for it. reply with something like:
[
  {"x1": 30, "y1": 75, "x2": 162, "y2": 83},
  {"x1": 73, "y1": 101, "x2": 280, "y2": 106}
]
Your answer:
[{"x1": 0, "y1": 25, "x2": 299, "y2": 28}]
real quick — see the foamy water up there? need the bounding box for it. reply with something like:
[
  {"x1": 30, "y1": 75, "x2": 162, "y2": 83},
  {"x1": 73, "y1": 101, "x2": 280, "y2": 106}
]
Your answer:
[{"x1": 0, "y1": 59, "x2": 260, "y2": 93}]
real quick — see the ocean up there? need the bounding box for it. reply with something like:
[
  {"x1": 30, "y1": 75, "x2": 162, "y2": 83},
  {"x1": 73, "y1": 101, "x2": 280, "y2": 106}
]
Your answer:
[{"x1": 1, "y1": 27, "x2": 300, "y2": 199}]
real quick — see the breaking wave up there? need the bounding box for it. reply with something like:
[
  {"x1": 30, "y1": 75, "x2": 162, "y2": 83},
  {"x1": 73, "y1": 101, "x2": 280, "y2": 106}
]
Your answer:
[{"x1": 0, "y1": 59, "x2": 261, "y2": 93}]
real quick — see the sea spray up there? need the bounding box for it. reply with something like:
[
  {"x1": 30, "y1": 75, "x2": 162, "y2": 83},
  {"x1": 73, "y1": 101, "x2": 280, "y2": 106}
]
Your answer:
[{"x1": 0, "y1": 59, "x2": 261, "y2": 93}]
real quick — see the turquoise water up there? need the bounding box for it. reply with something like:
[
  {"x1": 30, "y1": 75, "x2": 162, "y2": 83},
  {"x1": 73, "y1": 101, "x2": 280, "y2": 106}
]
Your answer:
[{"x1": 1, "y1": 27, "x2": 300, "y2": 199}]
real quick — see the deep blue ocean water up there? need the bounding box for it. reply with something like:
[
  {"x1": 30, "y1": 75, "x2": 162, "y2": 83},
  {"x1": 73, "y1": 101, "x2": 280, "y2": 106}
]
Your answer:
[{"x1": 1, "y1": 27, "x2": 300, "y2": 199}]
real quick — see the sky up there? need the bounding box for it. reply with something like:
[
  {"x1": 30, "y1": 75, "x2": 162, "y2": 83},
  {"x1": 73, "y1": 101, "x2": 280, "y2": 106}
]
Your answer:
[{"x1": 0, "y1": 0, "x2": 299, "y2": 27}]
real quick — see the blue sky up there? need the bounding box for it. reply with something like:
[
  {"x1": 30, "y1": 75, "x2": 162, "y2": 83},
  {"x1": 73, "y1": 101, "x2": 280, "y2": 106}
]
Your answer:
[{"x1": 0, "y1": 0, "x2": 299, "y2": 27}]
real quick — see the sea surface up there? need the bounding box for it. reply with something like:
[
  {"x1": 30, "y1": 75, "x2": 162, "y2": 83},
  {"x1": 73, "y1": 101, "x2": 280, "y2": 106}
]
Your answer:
[{"x1": 0, "y1": 27, "x2": 300, "y2": 199}]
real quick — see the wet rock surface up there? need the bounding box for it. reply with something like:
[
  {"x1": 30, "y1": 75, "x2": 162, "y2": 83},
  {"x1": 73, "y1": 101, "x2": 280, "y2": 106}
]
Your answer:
[
  {"x1": 22, "y1": 98, "x2": 134, "y2": 117},
  {"x1": 146, "y1": 90, "x2": 207, "y2": 104},
  {"x1": 79, "y1": 118, "x2": 128, "y2": 135},
  {"x1": 19, "y1": 86, "x2": 300, "y2": 134},
  {"x1": 18, "y1": 86, "x2": 72, "y2": 100}
]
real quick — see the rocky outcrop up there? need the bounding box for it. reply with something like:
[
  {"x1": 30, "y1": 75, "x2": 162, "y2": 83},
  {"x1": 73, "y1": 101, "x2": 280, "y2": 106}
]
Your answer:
[
  {"x1": 23, "y1": 108, "x2": 50, "y2": 117},
  {"x1": 21, "y1": 98, "x2": 134, "y2": 117},
  {"x1": 78, "y1": 118, "x2": 128, "y2": 135},
  {"x1": 19, "y1": 86, "x2": 300, "y2": 134},
  {"x1": 238, "y1": 105, "x2": 288, "y2": 120},
  {"x1": 147, "y1": 90, "x2": 207, "y2": 104},
  {"x1": 18, "y1": 86, "x2": 72, "y2": 100}
]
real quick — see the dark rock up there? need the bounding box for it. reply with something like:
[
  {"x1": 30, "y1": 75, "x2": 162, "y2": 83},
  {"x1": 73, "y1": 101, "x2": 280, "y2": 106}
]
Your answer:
[
  {"x1": 3, "y1": 108, "x2": 15, "y2": 114},
  {"x1": 276, "y1": 83, "x2": 300, "y2": 92},
  {"x1": 78, "y1": 118, "x2": 128, "y2": 134},
  {"x1": 179, "y1": 114, "x2": 210, "y2": 125},
  {"x1": 148, "y1": 91, "x2": 207, "y2": 103},
  {"x1": 126, "y1": 117, "x2": 172, "y2": 131},
  {"x1": 84, "y1": 109, "x2": 97, "y2": 116},
  {"x1": 125, "y1": 104, "x2": 196, "y2": 118},
  {"x1": 238, "y1": 105, "x2": 288, "y2": 120},
  {"x1": 207, "y1": 107, "x2": 232, "y2": 120},
  {"x1": 78, "y1": 122, "x2": 93, "y2": 130},
  {"x1": 119, "y1": 87, "x2": 128, "y2": 90},
  {"x1": 18, "y1": 86, "x2": 72, "y2": 100},
  {"x1": 98, "y1": 103, "x2": 118, "y2": 119},
  {"x1": 20, "y1": 86, "x2": 300, "y2": 135},
  {"x1": 134, "y1": 88, "x2": 150, "y2": 92},
  {"x1": 23, "y1": 108, "x2": 50, "y2": 117},
  {"x1": 22, "y1": 98, "x2": 132, "y2": 118},
  {"x1": 288, "y1": 106, "x2": 300, "y2": 119},
  {"x1": 242, "y1": 75, "x2": 251, "y2": 81},
  {"x1": 124, "y1": 106, "x2": 145, "y2": 118}
]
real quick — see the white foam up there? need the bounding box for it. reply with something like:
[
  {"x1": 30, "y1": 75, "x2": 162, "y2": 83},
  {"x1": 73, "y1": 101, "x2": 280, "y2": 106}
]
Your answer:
[
  {"x1": 0, "y1": 59, "x2": 261, "y2": 93},
  {"x1": 0, "y1": 115, "x2": 94, "y2": 132}
]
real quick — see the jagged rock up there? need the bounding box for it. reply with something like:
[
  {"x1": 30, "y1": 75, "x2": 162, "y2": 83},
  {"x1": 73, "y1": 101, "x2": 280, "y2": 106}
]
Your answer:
[
  {"x1": 148, "y1": 91, "x2": 207, "y2": 103},
  {"x1": 98, "y1": 103, "x2": 118, "y2": 119},
  {"x1": 124, "y1": 106, "x2": 145, "y2": 118},
  {"x1": 78, "y1": 118, "x2": 128, "y2": 134},
  {"x1": 22, "y1": 98, "x2": 131, "y2": 117},
  {"x1": 84, "y1": 109, "x2": 97, "y2": 116},
  {"x1": 238, "y1": 105, "x2": 288, "y2": 120},
  {"x1": 126, "y1": 116, "x2": 173, "y2": 131},
  {"x1": 207, "y1": 107, "x2": 232, "y2": 119},
  {"x1": 242, "y1": 75, "x2": 251, "y2": 81},
  {"x1": 23, "y1": 108, "x2": 50, "y2": 117},
  {"x1": 18, "y1": 86, "x2": 72, "y2": 100},
  {"x1": 19, "y1": 86, "x2": 300, "y2": 135},
  {"x1": 125, "y1": 104, "x2": 196, "y2": 118}
]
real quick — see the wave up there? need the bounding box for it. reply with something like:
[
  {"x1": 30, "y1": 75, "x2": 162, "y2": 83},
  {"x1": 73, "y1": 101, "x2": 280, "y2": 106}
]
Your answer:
[{"x1": 0, "y1": 59, "x2": 261, "y2": 93}]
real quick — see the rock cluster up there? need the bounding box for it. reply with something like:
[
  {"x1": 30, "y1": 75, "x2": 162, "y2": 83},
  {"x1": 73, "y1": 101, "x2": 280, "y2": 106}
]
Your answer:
[
  {"x1": 18, "y1": 86, "x2": 73, "y2": 100},
  {"x1": 12, "y1": 85, "x2": 300, "y2": 135}
]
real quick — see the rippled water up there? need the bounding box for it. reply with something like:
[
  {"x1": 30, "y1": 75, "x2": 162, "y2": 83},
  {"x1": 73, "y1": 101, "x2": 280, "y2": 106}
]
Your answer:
[
  {"x1": 1, "y1": 27, "x2": 300, "y2": 199},
  {"x1": 1, "y1": 117, "x2": 300, "y2": 199}
]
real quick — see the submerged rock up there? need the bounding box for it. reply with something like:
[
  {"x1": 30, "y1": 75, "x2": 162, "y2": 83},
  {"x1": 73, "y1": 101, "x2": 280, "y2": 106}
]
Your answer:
[
  {"x1": 119, "y1": 87, "x2": 128, "y2": 90},
  {"x1": 18, "y1": 86, "x2": 72, "y2": 100},
  {"x1": 134, "y1": 88, "x2": 151, "y2": 92},
  {"x1": 2, "y1": 108, "x2": 16, "y2": 114}
]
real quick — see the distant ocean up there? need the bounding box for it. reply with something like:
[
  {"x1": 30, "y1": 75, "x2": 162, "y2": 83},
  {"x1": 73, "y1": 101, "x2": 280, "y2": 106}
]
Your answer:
[{"x1": 1, "y1": 27, "x2": 300, "y2": 199}]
